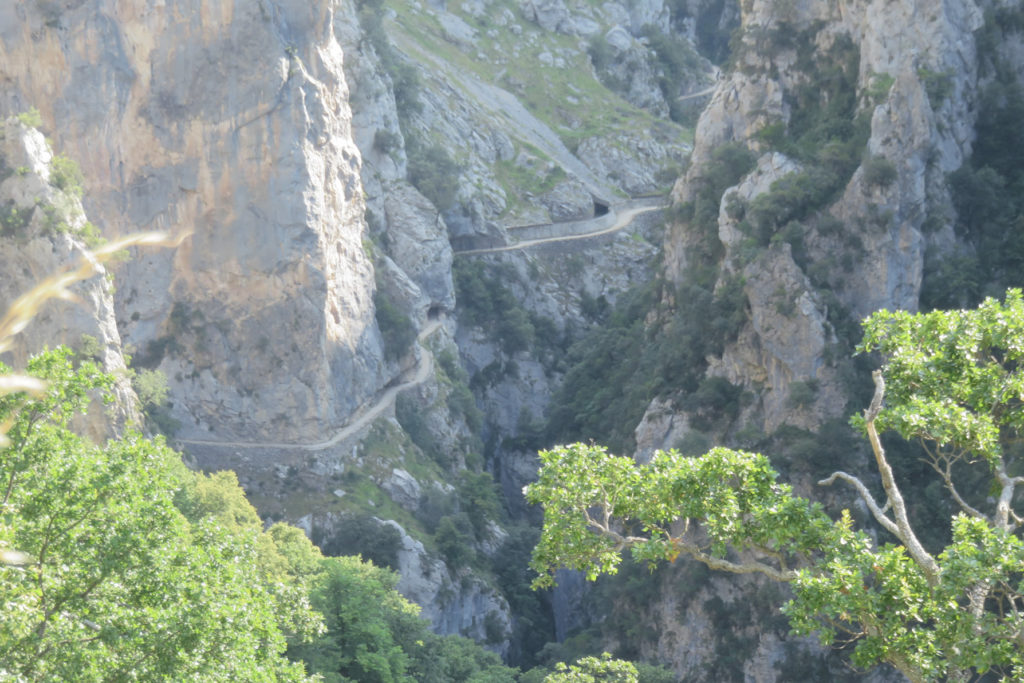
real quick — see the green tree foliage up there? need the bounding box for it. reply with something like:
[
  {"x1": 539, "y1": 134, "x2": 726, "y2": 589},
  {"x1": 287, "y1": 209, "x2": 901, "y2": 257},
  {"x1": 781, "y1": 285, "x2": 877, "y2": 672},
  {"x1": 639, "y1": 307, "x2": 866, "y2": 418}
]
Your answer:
[
  {"x1": 292, "y1": 555, "x2": 518, "y2": 682},
  {"x1": 454, "y1": 260, "x2": 561, "y2": 363},
  {"x1": 457, "y1": 469, "x2": 505, "y2": 536},
  {"x1": 733, "y1": 28, "x2": 869, "y2": 266},
  {"x1": 16, "y1": 107, "x2": 43, "y2": 128},
  {"x1": 435, "y1": 514, "x2": 476, "y2": 568},
  {"x1": 861, "y1": 155, "x2": 898, "y2": 188},
  {"x1": 318, "y1": 515, "x2": 404, "y2": 570},
  {"x1": 0, "y1": 201, "x2": 34, "y2": 237},
  {"x1": 132, "y1": 366, "x2": 169, "y2": 407},
  {"x1": 0, "y1": 348, "x2": 319, "y2": 681},
  {"x1": 546, "y1": 275, "x2": 746, "y2": 454},
  {"x1": 294, "y1": 556, "x2": 420, "y2": 682},
  {"x1": 639, "y1": 30, "x2": 703, "y2": 125},
  {"x1": 407, "y1": 141, "x2": 461, "y2": 213},
  {"x1": 675, "y1": 141, "x2": 757, "y2": 266},
  {"x1": 543, "y1": 653, "x2": 638, "y2": 683},
  {"x1": 923, "y1": 10, "x2": 1024, "y2": 309},
  {"x1": 927, "y1": 80, "x2": 1024, "y2": 309},
  {"x1": 357, "y1": 0, "x2": 421, "y2": 121},
  {"x1": 49, "y1": 154, "x2": 84, "y2": 198},
  {"x1": 490, "y1": 524, "x2": 555, "y2": 669},
  {"x1": 0, "y1": 348, "x2": 521, "y2": 682},
  {"x1": 374, "y1": 285, "x2": 416, "y2": 361},
  {"x1": 130, "y1": 366, "x2": 180, "y2": 436},
  {"x1": 528, "y1": 291, "x2": 1024, "y2": 682}
]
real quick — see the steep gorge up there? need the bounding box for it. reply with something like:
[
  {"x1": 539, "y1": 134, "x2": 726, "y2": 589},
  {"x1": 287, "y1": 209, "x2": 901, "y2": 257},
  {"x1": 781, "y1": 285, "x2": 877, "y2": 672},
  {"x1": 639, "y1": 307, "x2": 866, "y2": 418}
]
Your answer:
[{"x1": 1, "y1": 0, "x2": 1021, "y2": 679}]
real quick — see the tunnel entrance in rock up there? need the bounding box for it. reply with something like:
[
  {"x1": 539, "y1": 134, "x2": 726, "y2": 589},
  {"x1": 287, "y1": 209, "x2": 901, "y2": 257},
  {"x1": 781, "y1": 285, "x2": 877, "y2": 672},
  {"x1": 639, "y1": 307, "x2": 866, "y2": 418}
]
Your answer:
[{"x1": 593, "y1": 199, "x2": 610, "y2": 217}]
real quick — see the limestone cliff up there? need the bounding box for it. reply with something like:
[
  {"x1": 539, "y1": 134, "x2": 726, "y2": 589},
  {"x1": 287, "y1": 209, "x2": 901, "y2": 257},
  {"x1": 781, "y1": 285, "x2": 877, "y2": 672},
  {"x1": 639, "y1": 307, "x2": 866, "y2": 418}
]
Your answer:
[
  {"x1": 0, "y1": 0, "x2": 703, "y2": 653},
  {"x1": 0, "y1": 0, "x2": 502, "y2": 641},
  {"x1": 621, "y1": 0, "x2": 993, "y2": 678},
  {"x1": 653, "y1": 0, "x2": 984, "y2": 446},
  {"x1": 0, "y1": 116, "x2": 139, "y2": 438},
  {"x1": 0, "y1": 0, "x2": 384, "y2": 445}
]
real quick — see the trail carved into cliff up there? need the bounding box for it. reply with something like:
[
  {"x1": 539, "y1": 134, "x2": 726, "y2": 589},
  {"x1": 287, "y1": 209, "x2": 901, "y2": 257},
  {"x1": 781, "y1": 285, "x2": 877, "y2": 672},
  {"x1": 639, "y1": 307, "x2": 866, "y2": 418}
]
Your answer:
[
  {"x1": 178, "y1": 318, "x2": 443, "y2": 451},
  {"x1": 675, "y1": 84, "x2": 717, "y2": 102},
  {"x1": 455, "y1": 200, "x2": 666, "y2": 256}
]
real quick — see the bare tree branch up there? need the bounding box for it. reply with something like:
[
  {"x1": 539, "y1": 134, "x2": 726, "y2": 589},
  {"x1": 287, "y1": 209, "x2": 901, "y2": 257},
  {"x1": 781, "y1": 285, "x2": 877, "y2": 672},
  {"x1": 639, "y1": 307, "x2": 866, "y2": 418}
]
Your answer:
[
  {"x1": 994, "y1": 462, "x2": 1019, "y2": 532},
  {"x1": 864, "y1": 371, "x2": 941, "y2": 582},
  {"x1": 819, "y1": 471, "x2": 897, "y2": 536},
  {"x1": 922, "y1": 456, "x2": 986, "y2": 521},
  {"x1": 674, "y1": 538, "x2": 797, "y2": 582}
]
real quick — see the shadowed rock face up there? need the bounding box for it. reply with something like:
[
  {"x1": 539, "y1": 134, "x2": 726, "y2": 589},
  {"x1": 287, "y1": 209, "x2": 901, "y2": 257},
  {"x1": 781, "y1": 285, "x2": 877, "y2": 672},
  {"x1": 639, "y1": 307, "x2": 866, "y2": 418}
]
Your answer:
[{"x1": 0, "y1": 1, "x2": 387, "y2": 443}]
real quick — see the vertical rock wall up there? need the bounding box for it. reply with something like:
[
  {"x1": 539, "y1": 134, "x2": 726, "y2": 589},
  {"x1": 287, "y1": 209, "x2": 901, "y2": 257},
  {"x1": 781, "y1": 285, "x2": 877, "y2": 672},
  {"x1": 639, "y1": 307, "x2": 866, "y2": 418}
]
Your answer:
[
  {"x1": 630, "y1": 1, "x2": 988, "y2": 678},
  {"x1": 655, "y1": 0, "x2": 984, "y2": 443},
  {"x1": 0, "y1": 117, "x2": 140, "y2": 438},
  {"x1": 0, "y1": 0, "x2": 384, "y2": 444}
]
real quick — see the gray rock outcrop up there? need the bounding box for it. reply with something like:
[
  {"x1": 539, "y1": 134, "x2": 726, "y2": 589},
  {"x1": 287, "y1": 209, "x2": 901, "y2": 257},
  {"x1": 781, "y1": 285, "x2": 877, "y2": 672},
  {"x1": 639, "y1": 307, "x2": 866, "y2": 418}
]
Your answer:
[
  {"x1": 0, "y1": 0, "x2": 387, "y2": 445},
  {"x1": 387, "y1": 519, "x2": 512, "y2": 655},
  {"x1": 0, "y1": 118, "x2": 140, "y2": 438}
]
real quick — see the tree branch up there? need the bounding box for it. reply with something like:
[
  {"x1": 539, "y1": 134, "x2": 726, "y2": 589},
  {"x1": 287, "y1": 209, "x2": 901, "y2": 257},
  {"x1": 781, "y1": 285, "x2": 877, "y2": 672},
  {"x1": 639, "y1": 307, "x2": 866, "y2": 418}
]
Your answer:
[
  {"x1": 583, "y1": 511, "x2": 796, "y2": 581},
  {"x1": 673, "y1": 537, "x2": 797, "y2": 582},
  {"x1": 818, "y1": 470, "x2": 897, "y2": 536},
  {"x1": 583, "y1": 510, "x2": 646, "y2": 551},
  {"x1": 994, "y1": 462, "x2": 1019, "y2": 532},
  {"x1": 921, "y1": 452, "x2": 987, "y2": 521},
  {"x1": 864, "y1": 370, "x2": 941, "y2": 582}
]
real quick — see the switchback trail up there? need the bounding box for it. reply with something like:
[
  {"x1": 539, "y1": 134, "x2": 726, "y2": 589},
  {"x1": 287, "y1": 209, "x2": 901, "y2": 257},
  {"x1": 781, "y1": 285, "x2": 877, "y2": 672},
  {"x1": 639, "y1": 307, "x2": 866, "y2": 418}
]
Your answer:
[
  {"x1": 177, "y1": 319, "x2": 443, "y2": 452},
  {"x1": 454, "y1": 201, "x2": 666, "y2": 256}
]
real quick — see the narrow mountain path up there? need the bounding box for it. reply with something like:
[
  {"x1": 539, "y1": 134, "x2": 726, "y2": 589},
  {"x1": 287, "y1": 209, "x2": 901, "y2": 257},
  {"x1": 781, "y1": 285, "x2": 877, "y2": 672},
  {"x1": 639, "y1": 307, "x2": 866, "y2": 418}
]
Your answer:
[
  {"x1": 180, "y1": 200, "x2": 664, "y2": 450},
  {"x1": 177, "y1": 318, "x2": 443, "y2": 452},
  {"x1": 675, "y1": 84, "x2": 718, "y2": 102},
  {"x1": 455, "y1": 202, "x2": 666, "y2": 256}
]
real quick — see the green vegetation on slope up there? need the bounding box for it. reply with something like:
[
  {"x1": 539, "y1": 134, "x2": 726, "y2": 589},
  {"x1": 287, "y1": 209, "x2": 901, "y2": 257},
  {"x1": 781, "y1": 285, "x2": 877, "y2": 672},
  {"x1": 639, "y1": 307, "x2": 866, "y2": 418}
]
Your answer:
[
  {"x1": 529, "y1": 291, "x2": 1024, "y2": 682},
  {"x1": 370, "y1": 0, "x2": 691, "y2": 213},
  {"x1": 0, "y1": 347, "x2": 520, "y2": 681},
  {"x1": 922, "y1": 7, "x2": 1024, "y2": 310},
  {"x1": 545, "y1": 143, "x2": 754, "y2": 454},
  {"x1": 0, "y1": 349, "x2": 319, "y2": 681}
]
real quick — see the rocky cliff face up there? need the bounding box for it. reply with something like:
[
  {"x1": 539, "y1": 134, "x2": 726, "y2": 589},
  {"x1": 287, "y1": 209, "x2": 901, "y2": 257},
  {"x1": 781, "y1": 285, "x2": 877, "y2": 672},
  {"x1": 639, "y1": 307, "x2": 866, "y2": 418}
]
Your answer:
[
  {"x1": 654, "y1": 0, "x2": 984, "y2": 446},
  {"x1": 0, "y1": 0, "x2": 491, "y2": 638},
  {"x1": 0, "y1": 1, "x2": 385, "y2": 445},
  {"x1": 623, "y1": 0, "x2": 993, "y2": 678},
  {"x1": 0, "y1": 0, "x2": 703, "y2": 652},
  {"x1": 1, "y1": 0, "x2": 1004, "y2": 676},
  {"x1": 0, "y1": 116, "x2": 140, "y2": 438}
]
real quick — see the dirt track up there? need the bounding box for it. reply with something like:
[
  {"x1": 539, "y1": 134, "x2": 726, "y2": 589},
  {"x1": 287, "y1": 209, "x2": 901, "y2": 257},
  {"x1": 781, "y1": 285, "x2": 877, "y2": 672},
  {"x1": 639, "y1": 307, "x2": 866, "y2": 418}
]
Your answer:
[{"x1": 177, "y1": 318, "x2": 443, "y2": 451}]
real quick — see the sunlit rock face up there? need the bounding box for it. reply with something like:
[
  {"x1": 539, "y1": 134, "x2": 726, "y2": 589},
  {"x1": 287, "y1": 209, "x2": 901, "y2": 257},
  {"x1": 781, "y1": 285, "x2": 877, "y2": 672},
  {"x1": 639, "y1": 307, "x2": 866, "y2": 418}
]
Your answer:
[
  {"x1": 0, "y1": 117, "x2": 140, "y2": 439},
  {"x1": 0, "y1": 1, "x2": 385, "y2": 444}
]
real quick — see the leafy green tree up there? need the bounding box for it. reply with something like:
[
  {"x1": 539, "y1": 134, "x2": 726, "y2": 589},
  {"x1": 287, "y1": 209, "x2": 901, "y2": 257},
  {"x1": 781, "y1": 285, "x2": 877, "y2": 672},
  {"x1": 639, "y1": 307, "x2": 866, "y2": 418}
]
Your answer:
[
  {"x1": 408, "y1": 630, "x2": 518, "y2": 683},
  {"x1": 407, "y1": 142, "x2": 460, "y2": 212},
  {"x1": 0, "y1": 348, "x2": 319, "y2": 681},
  {"x1": 0, "y1": 350, "x2": 517, "y2": 683},
  {"x1": 292, "y1": 554, "x2": 518, "y2": 682},
  {"x1": 528, "y1": 291, "x2": 1024, "y2": 682},
  {"x1": 294, "y1": 555, "x2": 419, "y2": 683},
  {"x1": 543, "y1": 653, "x2": 638, "y2": 682},
  {"x1": 131, "y1": 367, "x2": 169, "y2": 408}
]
